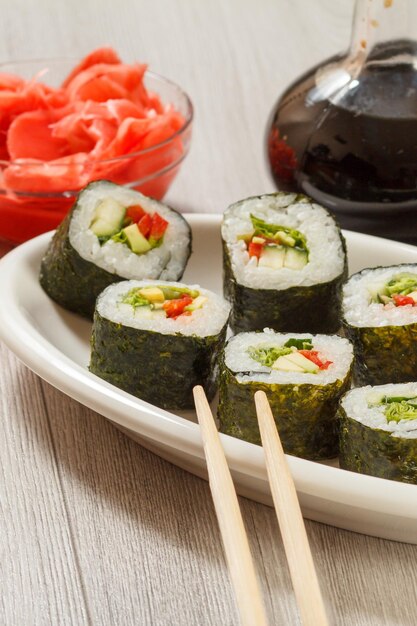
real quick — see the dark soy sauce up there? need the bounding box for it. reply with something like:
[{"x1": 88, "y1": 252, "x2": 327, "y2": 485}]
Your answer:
[{"x1": 266, "y1": 42, "x2": 417, "y2": 243}]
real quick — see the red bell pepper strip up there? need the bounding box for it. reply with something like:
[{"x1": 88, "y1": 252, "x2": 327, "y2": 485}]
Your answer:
[
  {"x1": 149, "y1": 212, "x2": 169, "y2": 242},
  {"x1": 125, "y1": 204, "x2": 146, "y2": 223},
  {"x1": 163, "y1": 295, "x2": 193, "y2": 319},
  {"x1": 248, "y1": 241, "x2": 264, "y2": 259},
  {"x1": 299, "y1": 350, "x2": 333, "y2": 370},
  {"x1": 392, "y1": 294, "x2": 415, "y2": 307},
  {"x1": 138, "y1": 213, "x2": 152, "y2": 237}
]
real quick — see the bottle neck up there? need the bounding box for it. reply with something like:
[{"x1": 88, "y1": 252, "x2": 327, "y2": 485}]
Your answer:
[
  {"x1": 349, "y1": 0, "x2": 417, "y2": 66},
  {"x1": 305, "y1": 0, "x2": 417, "y2": 109}
]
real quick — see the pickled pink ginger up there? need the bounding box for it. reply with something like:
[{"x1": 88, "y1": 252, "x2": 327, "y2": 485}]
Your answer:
[{"x1": 0, "y1": 48, "x2": 188, "y2": 243}]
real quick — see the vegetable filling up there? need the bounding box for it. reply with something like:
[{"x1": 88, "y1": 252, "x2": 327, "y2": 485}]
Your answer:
[
  {"x1": 368, "y1": 273, "x2": 417, "y2": 307},
  {"x1": 367, "y1": 393, "x2": 417, "y2": 423},
  {"x1": 239, "y1": 215, "x2": 309, "y2": 270},
  {"x1": 120, "y1": 286, "x2": 207, "y2": 319},
  {"x1": 248, "y1": 338, "x2": 332, "y2": 373},
  {"x1": 89, "y1": 198, "x2": 169, "y2": 253}
]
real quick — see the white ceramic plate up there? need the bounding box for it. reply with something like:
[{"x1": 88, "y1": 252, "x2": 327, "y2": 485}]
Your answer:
[{"x1": 1, "y1": 214, "x2": 417, "y2": 544}]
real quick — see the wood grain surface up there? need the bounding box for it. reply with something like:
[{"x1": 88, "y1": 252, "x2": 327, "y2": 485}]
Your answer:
[{"x1": 1, "y1": 1, "x2": 417, "y2": 624}]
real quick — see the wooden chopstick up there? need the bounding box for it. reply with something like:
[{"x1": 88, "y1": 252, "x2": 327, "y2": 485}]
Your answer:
[
  {"x1": 254, "y1": 390, "x2": 329, "y2": 626},
  {"x1": 193, "y1": 386, "x2": 268, "y2": 626}
]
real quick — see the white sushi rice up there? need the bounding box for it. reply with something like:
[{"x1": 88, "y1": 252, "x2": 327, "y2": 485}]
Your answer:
[
  {"x1": 224, "y1": 329, "x2": 353, "y2": 385},
  {"x1": 69, "y1": 181, "x2": 190, "y2": 280},
  {"x1": 96, "y1": 279, "x2": 231, "y2": 337},
  {"x1": 341, "y1": 383, "x2": 417, "y2": 439},
  {"x1": 221, "y1": 194, "x2": 345, "y2": 289},
  {"x1": 343, "y1": 265, "x2": 417, "y2": 327}
]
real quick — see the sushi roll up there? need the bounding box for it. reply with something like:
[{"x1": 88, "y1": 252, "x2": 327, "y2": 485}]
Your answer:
[
  {"x1": 90, "y1": 279, "x2": 230, "y2": 410},
  {"x1": 217, "y1": 329, "x2": 353, "y2": 459},
  {"x1": 221, "y1": 192, "x2": 347, "y2": 333},
  {"x1": 339, "y1": 383, "x2": 417, "y2": 484},
  {"x1": 343, "y1": 265, "x2": 417, "y2": 385},
  {"x1": 40, "y1": 180, "x2": 191, "y2": 319}
]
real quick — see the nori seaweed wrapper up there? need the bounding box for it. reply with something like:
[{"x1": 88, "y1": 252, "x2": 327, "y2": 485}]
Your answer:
[
  {"x1": 90, "y1": 311, "x2": 228, "y2": 410},
  {"x1": 343, "y1": 322, "x2": 417, "y2": 385},
  {"x1": 222, "y1": 193, "x2": 347, "y2": 334},
  {"x1": 224, "y1": 240, "x2": 346, "y2": 333},
  {"x1": 217, "y1": 355, "x2": 352, "y2": 460},
  {"x1": 39, "y1": 181, "x2": 192, "y2": 320},
  {"x1": 339, "y1": 407, "x2": 417, "y2": 484},
  {"x1": 342, "y1": 264, "x2": 417, "y2": 385},
  {"x1": 39, "y1": 211, "x2": 124, "y2": 319}
]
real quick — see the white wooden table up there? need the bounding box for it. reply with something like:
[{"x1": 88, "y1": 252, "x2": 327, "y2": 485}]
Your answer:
[{"x1": 2, "y1": 1, "x2": 417, "y2": 624}]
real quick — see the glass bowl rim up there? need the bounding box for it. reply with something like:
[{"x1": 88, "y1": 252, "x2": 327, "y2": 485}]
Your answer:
[{"x1": 0, "y1": 149, "x2": 189, "y2": 199}]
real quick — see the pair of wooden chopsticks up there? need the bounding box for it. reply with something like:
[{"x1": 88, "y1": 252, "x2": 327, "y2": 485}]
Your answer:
[{"x1": 193, "y1": 386, "x2": 329, "y2": 626}]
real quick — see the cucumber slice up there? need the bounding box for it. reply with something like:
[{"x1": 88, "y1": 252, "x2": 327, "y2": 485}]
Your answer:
[
  {"x1": 258, "y1": 246, "x2": 285, "y2": 269},
  {"x1": 123, "y1": 224, "x2": 151, "y2": 254},
  {"x1": 367, "y1": 282, "x2": 387, "y2": 302},
  {"x1": 90, "y1": 198, "x2": 126, "y2": 237},
  {"x1": 130, "y1": 305, "x2": 167, "y2": 320},
  {"x1": 366, "y1": 391, "x2": 385, "y2": 406},
  {"x1": 132, "y1": 305, "x2": 153, "y2": 319},
  {"x1": 184, "y1": 295, "x2": 208, "y2": 312},
  {"x1": 379, "y1": 294, "x2": 391, "y2": 304},
  {"x1": 284, "y1": 247, "x2": 308, "y2": 270},
  {"x1": 408, "y1": 290, "x2": 417, "y2": 303}
]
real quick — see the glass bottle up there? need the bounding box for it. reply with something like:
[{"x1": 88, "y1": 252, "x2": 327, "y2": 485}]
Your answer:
[{"x1": 266, "y1": 0, "x2": 417, "y2": 243}]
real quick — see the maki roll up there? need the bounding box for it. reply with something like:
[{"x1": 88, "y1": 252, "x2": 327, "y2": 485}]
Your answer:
[
  {"x1": 339, "y1": 383, "x2": 417, "y2": 484},
  {"x1": 218, "y1": 329, "x2": 353, "y2": 459},
  {"x1": 221, "y1": 192, "x2": 347, "y2": 333},
  {"x1": 40, "y1": 180, "x2": 191, "y2": 319},
  {"x1": 343, "y1": 265, "x2": 417, "y2": 385},
  {"x1": 90, "y1": 280, "x2": 230, "y2": 410}
]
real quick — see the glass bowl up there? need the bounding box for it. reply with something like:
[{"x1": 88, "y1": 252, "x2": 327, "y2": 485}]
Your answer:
[{"x1": 0, "y1": 58, "x2": 193, "y2": 251}]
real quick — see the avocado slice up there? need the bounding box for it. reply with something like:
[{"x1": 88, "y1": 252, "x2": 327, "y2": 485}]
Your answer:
[
  {"x1": 90, "y1": 198, "x2": 126, "y2": 237},
  {"x1": 139, "y1": 287, "x2": 165, "y2": 303},
  {"x1": 271, "y1": 355, "x2": 304, "y2": 372},
  {"x1": 271, "y1": 351, "x2": 319, "y2": 373},
  {"x1": 123, "y1": 224, "x2": 151, "y2": 254},
  {"x1": 274, "y1": 230, "x2": 296, "y2": 247},
  {"x1": 285, "y1": 351, "x2": 319, "y2": 372}
]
